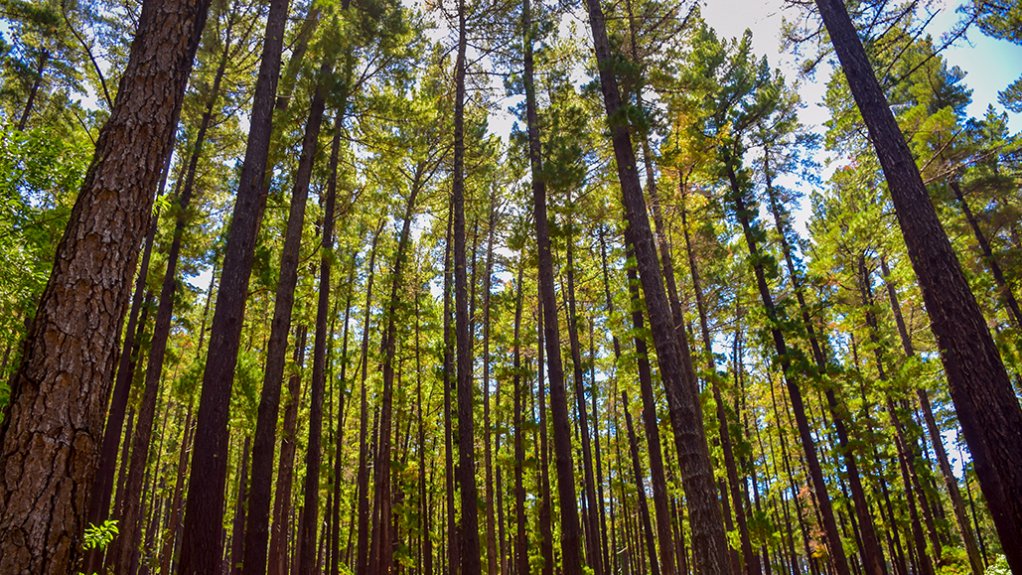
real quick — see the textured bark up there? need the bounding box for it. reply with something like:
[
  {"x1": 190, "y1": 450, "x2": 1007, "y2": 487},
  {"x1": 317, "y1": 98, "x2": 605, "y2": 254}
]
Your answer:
[
  {"x1": 177, "y1": 0, "x2": 289, "y2": 570},
  {"x1": 581, "y1": 1, "x2": 731, "y2": 573},
  {"x1": 815, "y1": 1, "x2": 1022, "y2": 569},
  {"x1": 267, "y1": 325, "x2": 308, "y2": 575},
  {"x1": 0, "y1": 1, "x2": 210, "y2": 572},
  {"x1": 522, "y1": 0, "x2": 584, "y2": 568},
  {"x1": 115, "y1": 32, "x2": 233, "y2": 572}
]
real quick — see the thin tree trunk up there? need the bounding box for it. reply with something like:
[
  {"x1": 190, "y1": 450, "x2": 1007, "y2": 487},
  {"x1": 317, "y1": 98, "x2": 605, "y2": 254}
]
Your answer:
[
  {"x1": 622, "y1": 391, "x2": 660, "y2": 575},
  {"x1": 370, "y1": 166, "x2": 423, "y2": 575},
  {"x1": 522, "y1": 0, "x2": 584, "y2": 569},
  {"x1": 580, "y1": 2, "x2": 731, "y2": 573},
  {"x1": 296, "y1": 66, "x2": 338, "y2": 575},
  {"x1": 267, "y1": 325, "x2": 308, "y2": 575},
  {"x1": 727, "y1": 172, "x2": 851, "y2": 575},
  {"x1": 452, "y1": 0, "x2": 482, "y2": 565},
  {"x1": 879, "y1": 256, "x2": 985, "y2": 575},
  {"x1": 178, "y1": 0, "x2": 290, "y2": 570},
  {"x1": 442, "y1": 209, "x2": 461, "y2": 575},
  {"x1": 355, "y1": 226, "x2": 384, "y2": 575},
  {"x1": 949, "y1": 179, "x2": 1022, "y2": 329}
]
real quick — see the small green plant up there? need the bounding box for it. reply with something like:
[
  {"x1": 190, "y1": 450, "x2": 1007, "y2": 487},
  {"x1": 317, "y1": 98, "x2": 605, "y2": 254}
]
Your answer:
[{"x1": 76, "y1": 520, "x2": 119, "y2": 575}]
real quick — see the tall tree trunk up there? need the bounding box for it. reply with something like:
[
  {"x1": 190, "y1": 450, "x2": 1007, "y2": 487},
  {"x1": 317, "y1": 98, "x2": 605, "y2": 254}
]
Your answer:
[
  {"x1": 370, "y1": 166, "x2": 423, "y2": 575},
  {"x1": 522, "y1": 0, "x2": 584, "y2": 570},
  {"x1": 564, "y1": 219, "x2": 605, "y2": 575},
  {"x1": 88, "y1": 150, "x2": 169, "y2": 551},
  {"x1": 482, "y1": 197, "x2": 499, "y2": 575},
  {"x1": 415, "y1": 276, "x2": 435, "y2": 575},
  {"x1": 879, "y1": 256, "x2": 985, "y2": 575},
  {"x1": 727, "y1": 173, "x2": 851, "y2": 575},
  {"x1": 114, "y1": 34, "x2": 233, "y2": 572},
  {"x1": 442, "y1": 209, "x2": 461, "y2": 575},
  {"x1": 243, "y1": 64, "x2": 334, "y2": 575},
  {"x1": 267, "y1": 325, "x2": 308, "y2": 575},
  {"x1": 0, "y1": 1, "x2": 211, "y2": 571},
  {"x1": 511, "y1": 260, "x2": 529, "y2": 575},
  {"x1": 296, "y1": 65, "x2": 337, "y2": 575},
  {"x1": 535, "y1": 301, "x2": 555, "y2": 575},
  {"x1": 758, "y1": 159, "x2": 886, "y2": 575},
  {"x1": 178, "y1": 0, "x2": 290, "y2": 570},
  {"x1": 622, "y1": 391, "x2": 660, "y2": 575},
  {"x1": 621, "y1": 250, "x2": 677, "y2": 575},
  {"x1": 229, "y1": 437, "x2": 251, "y2": 575},
  {"x1": 814, "y1": 1, "x2": 1022, "y2": 568},
  {"x1": 680, "y1": 180, "x2": 758, "y2": 575},
  {"x1": 580, "y1": 1, "x2": 731, "y2": 573},
  {"x1": 160, "y1": 400, "x2": 194, "y2": 575},
  {"x1": 355, "y1": 226, "x2": 384, "y2": 575},
  {"x1": 452, "y1": 0, "x2": 483, "y2": 566}
]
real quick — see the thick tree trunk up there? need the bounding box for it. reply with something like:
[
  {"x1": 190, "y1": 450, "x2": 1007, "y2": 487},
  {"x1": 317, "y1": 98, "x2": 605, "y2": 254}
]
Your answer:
[
  {"x1": 178, "y1": 0, "x2": 290, "y2": 570},
  {"x1": 0, "y1": 1, "x2": 211, "y2": 571},
  {"x1": 814, "y1": 1, "x2": 1022, "y2": 568},
  {"x1": 580, "y1": 1, "x2": 731, "y2": 573}
]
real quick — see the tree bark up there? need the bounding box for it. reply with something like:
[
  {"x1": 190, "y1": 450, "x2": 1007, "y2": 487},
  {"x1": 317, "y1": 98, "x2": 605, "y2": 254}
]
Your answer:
[
  {"x1": 178, "y1": 0, "x2": 290, "y2": 570},
  {"x1": 0, "y1": 1, "x2": 211, "y2": 571},
  {"x1": 267, "y1": 325, "x2": 308, "y2": 575},
  {"x1": 580, "y1": 1, "x2": 731, "y2": 573},
  {"x1": 814, "y1": 1, "x2": 1022, "y2": 568},
  {"x1": 522, "y1": 0, "x2": 584, "y2": 568}
]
